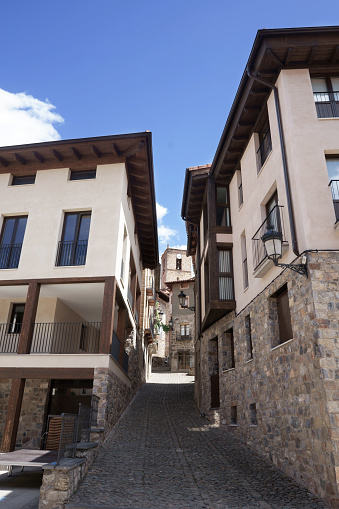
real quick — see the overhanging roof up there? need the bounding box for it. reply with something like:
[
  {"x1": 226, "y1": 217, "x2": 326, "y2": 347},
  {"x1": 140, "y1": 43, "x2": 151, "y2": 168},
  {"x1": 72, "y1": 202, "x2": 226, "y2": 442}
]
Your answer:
[
  {"x1": 211, "y1": 25, "x2": 339, "y2": 181},
  {"x1": 0, "y1": 132, "x2": 159, "y2": 269}
]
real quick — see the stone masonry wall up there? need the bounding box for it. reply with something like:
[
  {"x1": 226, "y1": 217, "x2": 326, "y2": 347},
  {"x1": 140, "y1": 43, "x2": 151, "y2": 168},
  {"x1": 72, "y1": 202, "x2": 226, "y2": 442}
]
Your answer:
[
  {"x1": 199, "y1": 251, "x2": 339, "y2": 509},
  {"x1": 17, "y1": 379, "x2": 50, "y2": 448},
  {"x1": 93, "y1": 367, "x2": 134, "y2": 436},
  {"x1": 0, "y1": 379, "x2": 11, "y2": 443}
]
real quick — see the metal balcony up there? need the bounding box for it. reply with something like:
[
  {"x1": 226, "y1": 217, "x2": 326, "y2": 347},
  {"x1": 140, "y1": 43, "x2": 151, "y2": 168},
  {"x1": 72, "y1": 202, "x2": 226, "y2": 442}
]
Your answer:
[
  {"x1": 0, "y1": 243, "x2": 23, "y2": 269},
  {"x1": 252, "y1": 205, "x2": 287, "y2": 271},
  {"x1": 329, "y1": 180, "x2": 339, "y2": 223},
  {"x1": 313, "y1": 91, "x2": 339, "y2": 118},
  {"x1": 56, "y1": 240, "x2": 88, "y2": 266}
]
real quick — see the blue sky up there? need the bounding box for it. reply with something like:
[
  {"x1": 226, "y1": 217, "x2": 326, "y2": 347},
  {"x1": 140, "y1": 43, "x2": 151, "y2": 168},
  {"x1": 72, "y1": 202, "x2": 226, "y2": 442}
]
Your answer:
[{"x1": 1, "y1": 0, "x2": 338, "y2": 252}]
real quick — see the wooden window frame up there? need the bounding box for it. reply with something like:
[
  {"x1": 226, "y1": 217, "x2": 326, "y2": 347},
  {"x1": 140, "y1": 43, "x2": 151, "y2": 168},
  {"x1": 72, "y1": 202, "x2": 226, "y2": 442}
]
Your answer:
[{"x1": 216, "y1": 186, "x2": 231, "y2": 230}]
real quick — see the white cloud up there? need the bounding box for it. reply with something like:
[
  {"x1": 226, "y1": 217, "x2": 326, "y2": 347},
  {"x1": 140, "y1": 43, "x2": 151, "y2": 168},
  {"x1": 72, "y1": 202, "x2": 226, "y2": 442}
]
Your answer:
[
  {"x1": 156, "y1": 202, "x2": 177, "y2": 247},
  {"x1": 171, "y1": 245, "x2": 187, "y2": 251},
  {"x1": 0, "y1": 89, "x2": 64, "y2": 146}
]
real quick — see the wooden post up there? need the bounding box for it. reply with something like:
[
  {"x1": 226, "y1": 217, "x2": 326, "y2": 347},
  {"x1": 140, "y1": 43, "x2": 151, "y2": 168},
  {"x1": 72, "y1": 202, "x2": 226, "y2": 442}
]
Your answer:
[
  {"x1": 99, "y1": 277, "x2": 116, "y2": 354},
  {"x1": 1, "y1": 378, "x2": 25, "y2": 452},
  {"x1": 17, "y1": 281, "x2": 41, "y2": 354},
  {"x1": 117, "y1": 306, "x2": 126, "y2": 366}
]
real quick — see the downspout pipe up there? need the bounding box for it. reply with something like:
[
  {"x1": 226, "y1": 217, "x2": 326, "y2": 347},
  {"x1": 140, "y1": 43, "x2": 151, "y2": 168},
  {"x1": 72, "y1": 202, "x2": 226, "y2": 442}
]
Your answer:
[{"x1": 246, "y1": 67, "x2": 299, "y2": 256}]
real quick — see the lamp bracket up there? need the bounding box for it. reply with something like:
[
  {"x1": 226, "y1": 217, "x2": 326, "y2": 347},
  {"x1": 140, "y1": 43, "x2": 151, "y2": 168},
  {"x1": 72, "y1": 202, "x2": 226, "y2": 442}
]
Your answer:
[{"x1": 273, "y1": 260, "x2": 307, "y2": 277}]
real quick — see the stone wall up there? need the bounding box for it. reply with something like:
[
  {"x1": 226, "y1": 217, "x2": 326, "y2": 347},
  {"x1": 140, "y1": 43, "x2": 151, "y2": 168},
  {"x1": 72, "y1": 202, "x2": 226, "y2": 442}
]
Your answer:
[
  {"x1": 93, "y1": 367, "x2": 134, "y2": 435},
  {"x1": 17, "y1": 379, "x2": 50, "y2": 448},
  {"x1": 0, "y1": 379, "x2": 10, "y2": 443},
  {"x1": 199, "y1": 251, "x2": 339, "y2": 509}
]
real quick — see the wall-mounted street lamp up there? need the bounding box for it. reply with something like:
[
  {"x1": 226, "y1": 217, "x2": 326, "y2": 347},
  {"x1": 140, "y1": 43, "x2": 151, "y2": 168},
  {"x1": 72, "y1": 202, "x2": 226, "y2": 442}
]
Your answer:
[
  {"x1": 168, "y1": 317, "x2": 173, "y2": 330},
  {"x1": 178, "y1": 290, "x2": 195, "y2": 311},
  {"x1": 261, "y1": 228, "x2": 307, "y2": 277}
]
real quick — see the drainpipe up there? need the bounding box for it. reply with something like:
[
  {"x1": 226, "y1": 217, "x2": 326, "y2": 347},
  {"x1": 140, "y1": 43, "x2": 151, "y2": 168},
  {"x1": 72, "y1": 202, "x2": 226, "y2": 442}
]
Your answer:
[{"x1": 246, "y1": 67, "x2": 299, "y2": 256}]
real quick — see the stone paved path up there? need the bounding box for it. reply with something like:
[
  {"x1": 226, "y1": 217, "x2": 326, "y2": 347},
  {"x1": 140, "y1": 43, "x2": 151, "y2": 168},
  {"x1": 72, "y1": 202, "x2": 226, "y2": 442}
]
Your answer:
[{"x1": 67, "y1": 371, "x2": 329, "y2": 509}]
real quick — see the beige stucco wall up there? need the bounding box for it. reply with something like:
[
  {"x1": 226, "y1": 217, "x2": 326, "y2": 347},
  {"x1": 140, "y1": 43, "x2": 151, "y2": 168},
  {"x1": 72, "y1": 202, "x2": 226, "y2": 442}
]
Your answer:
[
  {"x1": 0, "y1": 163, "x2": 141, "y2": 286},
  {"x1": 230, "y1": 68, "x2": 339, "y2": 313}
]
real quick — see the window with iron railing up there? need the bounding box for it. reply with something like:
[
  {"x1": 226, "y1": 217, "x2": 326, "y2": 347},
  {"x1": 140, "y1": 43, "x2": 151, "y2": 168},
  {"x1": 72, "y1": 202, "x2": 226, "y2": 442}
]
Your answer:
[
  {"x1": 257, "y1": 125, "x2": 272, "y2": 171},
  {"x1": 56, "y1": 212, "x2": 91, "y2": 266},
  {"x1": 251, "y1": 205, "x2": 286, "y2": 270},
  {"x1": 326, "y1": 157, "x2": 339, "y2": 223},
  {"x1": 312, "y1": 77, "x2": 339, "y2": 118},
  {"x1": 0, "y1": 216, "x2": 27, "y2": 269}
]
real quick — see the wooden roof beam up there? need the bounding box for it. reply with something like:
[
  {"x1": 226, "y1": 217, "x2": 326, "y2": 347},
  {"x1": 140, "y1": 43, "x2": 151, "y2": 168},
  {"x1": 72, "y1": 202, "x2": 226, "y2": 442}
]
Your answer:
[
  {"x1": 331, "y1": 45, "x2": 339, "y2": 64},
  {"x1": 122, "y1": 140, "x2": 145, "y2": 158},
  {"x1": 0, "y1": 156, "x2": 9, "y2": 167},
  {"x1": 285, "y1": 47, "x2": 293, "y2": 66},
  {"x1": 232, "y1": 136, "x2": 248, "y2": 142},
  {"x1": 14, "y1": 153, "x2": 26, "y2": 165},
  {"x1": 33, "y1": 151, "x2": 44, "y2": 163},
  {"x1": 308, "y1": 46, "x2": 317, "y2": 65},
  {"x1": 112, "y1": 143, "x2": 121, "y2": 157},
  {"x1": 266, "y1": 49, "x2": 284, "y2": 67},
  {"x1": 52, "y1": 149, "x2": 63, "y2": 162},
  {"x1": 71, "y1": 147, "x2": 82, "y2": 160},
  {"x1": 92, "y1": 145, "x2": 102, "y2": 158},
  {"x1": 249, "y1": 88, "x2": 268, "y2": 95}
]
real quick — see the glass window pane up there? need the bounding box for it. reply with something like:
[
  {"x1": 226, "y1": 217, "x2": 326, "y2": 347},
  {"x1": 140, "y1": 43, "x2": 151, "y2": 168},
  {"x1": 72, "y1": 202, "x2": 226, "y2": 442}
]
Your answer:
[
  {"x1": 216, "y1": 207, "x2": 230, "y2": 227},
  {"x1": 63, "y1": 214, "x2": 78, "y2": 241},
  {"x1": 1, "y1": 218, "x2": 16, "y2": 244},
  {"x1": 311, "y1": 78, "x2": 328, "y2": 93},
  {"x1": 78, "y1": 215, "x2": 91, "y2": 241},
  {"x1": 331, "y1": 78, "x2": 339, "y2": 92},
  {"x1": 13, "y1": 217, "x2": 27, "y2": 244},
  {"x1": 217, "y1": 187, "x2": 227, "y2": 204},
  {"x1": 219, "y1": 250, "x2": 231, "y2": 273},
  {"x1": 326, "y1": 158, "x2": 339, "y2": 180}
]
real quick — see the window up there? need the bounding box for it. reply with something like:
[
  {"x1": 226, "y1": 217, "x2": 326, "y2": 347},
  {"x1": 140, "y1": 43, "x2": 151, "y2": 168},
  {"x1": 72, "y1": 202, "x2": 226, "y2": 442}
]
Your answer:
[
  {"x1": 249, "y1": 403, "x2": 257, "y2": 426},
  {"x1": 121, "y1": 226, "x2": 128, "y2": 281},
  {"x1": 11, "y1": 175, "x2": 35, "y2": 186},
  {"x1": 257, "y1": 112, "x2": 272, "y2": 171},
  {"x1": 8, "y1": 304, "x2": 25, "y2": 334},
  {"x1": 218, "y1": 249, "x2": 233, "y2": 300},
  {"x1": 241, "y1": 233, "x2": 248, "y2": 290},
  {"x1": 223, "y1": 328, "x2": 235, "y2": 370},
  {"x1": 69, "y1": 169, "x2": 96, "y2": 180},
  {"x1": 176, "y1": 255, "x2": 182, "y2": 270},
  {"x1": 179, "y1": 324, "x2": 189, "y2": 339},
  {"x1": 311, "y1": 76, "x2": 339, "y2": 118},
  {"x1": 266, "y1": 192, "x2": 281, "y2": 232},
  {"x1": 245, "y1": 315, "x2": 253, "y2": 360},
  {"x1": 326, "y1": 157, "x2": 339, "y2": 222},
  {"x1": 0, "y1": 216, "x2": 27, "y2": 269},
  {"x1": 271, "y1": 284, "x2": 293, "y2": 346},
  {"x1": 216, "y1": 187, "x2": 231, "y2": 227},
  {"x1": 238, "y1": 172, "x2": 243, "y2": 207},
  {"x1": 230, "y1": 406, "x2": 237, "y2": 425},
  {"x1": 56, "y1": 212, "x2": 91, "y2": 266}
]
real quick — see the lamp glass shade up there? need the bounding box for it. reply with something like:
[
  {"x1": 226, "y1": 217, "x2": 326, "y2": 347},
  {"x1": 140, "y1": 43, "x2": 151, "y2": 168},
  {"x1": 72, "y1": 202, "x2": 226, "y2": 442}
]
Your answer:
[
  {"x1": 178, "y1": 290, "x2": 187, "y2": 307},
  {"x1": 169, "y1": 318, "x2": 173, "y2": 328},
  {"x1": 261, "y1": 229, "x2": 283, "y2": 262}
]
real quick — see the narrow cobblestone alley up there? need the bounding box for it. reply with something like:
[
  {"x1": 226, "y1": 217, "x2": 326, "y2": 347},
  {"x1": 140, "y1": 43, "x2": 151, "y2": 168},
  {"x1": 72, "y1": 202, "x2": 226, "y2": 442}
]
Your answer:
[{"x1": 67, "y1": 371, "x2": 329, "y2": 509}]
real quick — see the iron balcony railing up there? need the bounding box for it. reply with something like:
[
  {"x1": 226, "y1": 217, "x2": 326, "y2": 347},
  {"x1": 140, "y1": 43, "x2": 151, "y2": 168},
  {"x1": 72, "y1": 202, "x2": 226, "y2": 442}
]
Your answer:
[
  {"x1": 257, "y1": 129, "x2": 272, "y2": 171},
  {"x1": 176, "y1": 334, "x2": 191, "y2": 340},
  {"x1": 251, "y1": 205, "x2": 286, "y2": 270},
  {"x1": 0, "y1": 323, "x2": 20, "y2": 352},
  {"x1": 329, "y1": 180, "x2": 339, "y2": 223},
  {"x1": 313, "y1": 91, "x2": 339, "y2": 118},
  {"x1": 0, "y1": 322, "x2": 101, "y2": 354},
  {"x1": 127, "y1": 285, "x2": 133, "y2": 308},
  {"x1": 56, "y1": 240, "x2": 88, "y2": 266},
  {"x1": 0, "y1": 243, "x2": 23, "y2": 269}
]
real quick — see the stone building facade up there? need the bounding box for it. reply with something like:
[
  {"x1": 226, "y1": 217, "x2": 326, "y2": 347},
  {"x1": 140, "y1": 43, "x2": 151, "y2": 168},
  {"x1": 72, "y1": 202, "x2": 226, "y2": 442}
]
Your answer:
[{"x1": 182, "y1": 27, "x2": 339, "y2": 509}]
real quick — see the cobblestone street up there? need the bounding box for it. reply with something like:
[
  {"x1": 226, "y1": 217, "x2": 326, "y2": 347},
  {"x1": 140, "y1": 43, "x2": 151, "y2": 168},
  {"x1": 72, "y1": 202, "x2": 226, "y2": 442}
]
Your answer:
[{"x1": 67, "y1": 371, "x2": 329, "y2": 509}]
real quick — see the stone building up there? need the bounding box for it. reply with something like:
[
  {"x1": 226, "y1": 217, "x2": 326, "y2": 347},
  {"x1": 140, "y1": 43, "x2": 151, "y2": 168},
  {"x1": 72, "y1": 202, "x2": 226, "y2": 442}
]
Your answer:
[
  {"x1": 0, "y1": 132, "x2": 158, "y2": 451},
  {"x1": 182, "y1": 27, "x2": 339, "y2": 509},
  {"x1": 161, "y1": 245, "x2": 192, "y2": 288},
  {"x1": 165, "y1": 278, "x2": 195, "y2": 375}
]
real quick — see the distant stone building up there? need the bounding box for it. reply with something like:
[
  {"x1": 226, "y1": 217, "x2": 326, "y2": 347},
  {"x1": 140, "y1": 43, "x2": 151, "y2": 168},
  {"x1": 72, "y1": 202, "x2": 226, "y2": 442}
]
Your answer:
[
  {"x1": 182, "y1": 27, "x2": 339, "y2": 509},
  {"x1": 161, "y1": 245, "x2": 192, "y2": 288}
]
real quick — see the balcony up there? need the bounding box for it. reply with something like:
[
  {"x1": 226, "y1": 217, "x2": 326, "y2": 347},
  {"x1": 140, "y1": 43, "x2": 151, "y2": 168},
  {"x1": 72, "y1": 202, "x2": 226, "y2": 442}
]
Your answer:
[
  {"x1": 313, "y1": 91, "x2": 339, "y2": 118},
  {"x1": 252, "y1": 205, "x2": 287, "y2": 277},
  {"x1": 0, "y1": 322, "x2": 101, "y2": 354},
  {"x1": 146, "y1": 276, "x2": 154, "y2": 296},
  {"x1": 329, "y1": 180, "x2": 339, "y2": 224},
  {"x1": 0, "y1": 243, "x2": 23, "y2": 269},
  {"x1": 56, "y1": 240, "x2": 88, "y2": 267},
  {"x1": 176, "y1": 334, "x2": 191, "y2": 341}
]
